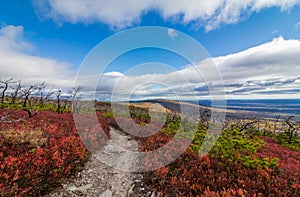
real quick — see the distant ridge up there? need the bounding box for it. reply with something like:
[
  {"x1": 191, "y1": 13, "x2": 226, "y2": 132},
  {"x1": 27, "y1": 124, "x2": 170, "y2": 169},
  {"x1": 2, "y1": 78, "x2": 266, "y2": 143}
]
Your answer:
[
  {"x1": 97, "y1": 99, "x2": 299, "y2": 120},
  {"x1": 130, "y1": 99, "x2": 272, "y2": 119}
]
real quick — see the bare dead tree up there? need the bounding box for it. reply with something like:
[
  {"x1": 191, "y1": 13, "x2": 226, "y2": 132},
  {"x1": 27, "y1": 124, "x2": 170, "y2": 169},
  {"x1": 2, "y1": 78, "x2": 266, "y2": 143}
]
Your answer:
[
  {"x1": 56, "y1": 89, "x2": 62, "y2": 114},
  {"x1": 20, "y1": 85, "x2": 38, "y2": 118},
  {"x1": 44, "y1": 89, "x2": 54, "y2": 104},
  {"x1": 239, "y1": 119, "x2": 259, "y2": 132},
  {"x1": 34, "y1": 82, "x2": 54, "y2": 107},
  {"x1": 284, "y1": 116, "x2": 299, "y2": 144},
  {"x1": 72, "y1": 86, "x2": 81, "y2": 101},
  {"x1": 72, "y1": 86, "x2": 81, "y2": 112},
  {"x1": 35, "y1": 82, "x2": 46, "y2": 106},
  {"x1": 226, "y1": 115, "x2": 260, "y2": 136},
  {"x1": 10, "y1": 80, "x2": 22, "y2": 105},
  {"x1": 0, "y1": 77, "x2": 16, "y2": 106}
]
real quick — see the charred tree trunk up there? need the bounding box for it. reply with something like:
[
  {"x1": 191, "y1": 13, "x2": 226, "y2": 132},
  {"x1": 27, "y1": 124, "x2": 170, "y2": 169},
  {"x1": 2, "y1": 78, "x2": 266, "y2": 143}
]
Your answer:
[
  {"x1": 0, "y1": 78, "x2": 15, "y2": 107},
  {"x1": 57, "y1": 90, "x2": 62, "y2": 114},
  {"x1": 10, "y1": 81, "x2": 22, "y2": 105},
  {"x1": 21, "y1": 85, "x2": 38, "y2": 118}
]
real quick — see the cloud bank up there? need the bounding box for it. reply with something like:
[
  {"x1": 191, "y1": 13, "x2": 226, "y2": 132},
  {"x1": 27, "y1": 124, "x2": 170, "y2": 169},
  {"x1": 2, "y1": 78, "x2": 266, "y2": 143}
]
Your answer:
[
  {"x1": 0, "y1": 25, "x2": 299, "y2": 99},
  {"x1": 95, "y1": 36, "x2": 300, "y2": 100},
  {"x1": 33, "y1": 0, "x2": 300, "y2": 31},
  {"x1": 0, "y1": 25, "x2": 75, "y2": 88}
]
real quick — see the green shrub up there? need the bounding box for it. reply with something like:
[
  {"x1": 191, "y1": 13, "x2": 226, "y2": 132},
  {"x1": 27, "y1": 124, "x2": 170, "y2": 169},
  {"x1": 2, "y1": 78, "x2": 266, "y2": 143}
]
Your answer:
[
  {"x1": 276, "y1": 132, "x2": 300, "y2": 151},
  {"x1": 162, "y1": 121, "x2": 180, "y2": 135},
  {"x1": 101, "y1": 111, "x2": 114, "y2": 118},
  {"x1": 188, "y1": 126, "x2": 278, "y2": 169}
]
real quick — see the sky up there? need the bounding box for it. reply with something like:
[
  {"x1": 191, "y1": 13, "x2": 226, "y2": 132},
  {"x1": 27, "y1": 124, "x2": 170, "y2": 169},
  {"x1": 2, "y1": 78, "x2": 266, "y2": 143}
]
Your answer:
[{"x1": 0, "y1": 0, "x2": 300, "y2": 100}]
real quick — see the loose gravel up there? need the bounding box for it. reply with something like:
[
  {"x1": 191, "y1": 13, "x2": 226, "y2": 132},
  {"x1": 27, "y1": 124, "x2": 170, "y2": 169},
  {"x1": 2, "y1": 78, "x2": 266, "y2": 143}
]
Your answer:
[{"x1": 47, "y1": 127, "x2": 157, "y2": 197}]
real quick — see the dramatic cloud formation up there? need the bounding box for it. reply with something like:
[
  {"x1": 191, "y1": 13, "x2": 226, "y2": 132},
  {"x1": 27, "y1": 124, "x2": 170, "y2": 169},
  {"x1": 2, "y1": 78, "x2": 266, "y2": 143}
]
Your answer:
[
  {"x1": 1, "y1": 25, "x2": 299, "y2": 99},
  {"x1": 93, "y1": 37, "x2": 300, "y2": 99},
  {"x1": 0, "y1": 25, "x2": 75, "y2": 88},
  {"x1": 33, "y1": 0, "x2": 300, "y2": 31},
  {"x1": 215, "y1": 37, "x2": 300, "y2": 86}
]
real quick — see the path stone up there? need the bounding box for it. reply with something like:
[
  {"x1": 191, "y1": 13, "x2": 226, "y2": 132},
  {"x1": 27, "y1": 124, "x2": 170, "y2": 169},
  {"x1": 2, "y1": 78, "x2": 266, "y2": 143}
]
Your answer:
[{"x1": 99, "y1": 189, "x2": 112, "y2": 197}]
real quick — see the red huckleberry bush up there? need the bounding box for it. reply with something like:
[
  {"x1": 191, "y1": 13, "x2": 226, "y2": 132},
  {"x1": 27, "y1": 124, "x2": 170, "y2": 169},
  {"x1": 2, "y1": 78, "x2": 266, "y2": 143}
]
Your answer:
[
  {"x1": 141, "y1": 124, "x2": 300, "y2": 196},
  {"x1": 0, "y1": 109, "x2": 110, "y2": 196}
]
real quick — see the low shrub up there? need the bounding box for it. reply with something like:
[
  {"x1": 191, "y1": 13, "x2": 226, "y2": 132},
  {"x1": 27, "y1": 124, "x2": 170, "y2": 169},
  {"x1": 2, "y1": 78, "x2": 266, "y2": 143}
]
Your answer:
[
  {"x1": 0, "y1": 109, "x2": 110, "y2": 196},
  {"x1": 0, "y1": 129, "x2": 47, "y2": 147},
  {"x1": 141, "y1": 122, "x2": 300, "y2": 196},
  {"x1": 276, "y1": 132, "x2": 300, "y2": 151}
]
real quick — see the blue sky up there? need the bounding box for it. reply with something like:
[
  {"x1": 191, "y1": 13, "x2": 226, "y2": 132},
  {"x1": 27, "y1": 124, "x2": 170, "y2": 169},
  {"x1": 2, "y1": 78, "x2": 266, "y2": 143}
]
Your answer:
[{"x1": 0, "y1": 1, "x2": 300, "y2": 100}]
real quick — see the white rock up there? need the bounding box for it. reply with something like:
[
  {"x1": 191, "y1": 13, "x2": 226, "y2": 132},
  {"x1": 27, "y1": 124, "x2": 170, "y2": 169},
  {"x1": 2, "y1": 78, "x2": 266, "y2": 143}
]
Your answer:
[
  {"x1": 99, "y1": 189, "x2": 112, "y2": 197},
  {"x1": 77, "y1": 183, "x2": 93, "y2": 191}
]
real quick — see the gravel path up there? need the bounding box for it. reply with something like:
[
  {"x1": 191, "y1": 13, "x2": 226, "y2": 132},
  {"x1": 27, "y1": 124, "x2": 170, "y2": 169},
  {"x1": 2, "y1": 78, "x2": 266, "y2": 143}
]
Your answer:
[{"x1": 47, "y1": 127, "x2": 156, "y2": 197}]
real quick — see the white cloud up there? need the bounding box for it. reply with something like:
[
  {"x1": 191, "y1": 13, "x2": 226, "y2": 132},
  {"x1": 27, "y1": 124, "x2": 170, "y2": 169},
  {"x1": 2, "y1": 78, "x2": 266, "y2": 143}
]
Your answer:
[
  {"x1": 0, "y1": 25, "x2": 75, "y2": 89},
  {"x1": 2, "y1": 25, "x2": 299, "y2": 100},
  {"x1": 33, "y1": 0, "x2": 154, "y2": 29},
  {"x1": 89, "y1": 36, "x2": 300, "y2": 100},
  {"x1": 103, "y1": 72, "x2": 125, "y2": 77},
  {"x1": 215, "y1": 36, "x2": 300, "y2": 82},
  {"x1": 0, "y1": 25, "x2": 32, "y2": 52},
  {"x1": 33, "y1": 0, "x2": 300, "y2": 31}
]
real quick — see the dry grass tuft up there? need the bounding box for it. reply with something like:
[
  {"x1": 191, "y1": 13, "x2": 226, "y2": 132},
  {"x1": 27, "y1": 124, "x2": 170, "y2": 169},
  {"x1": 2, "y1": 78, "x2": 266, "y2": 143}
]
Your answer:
[{"x1": 0, "y1": 129, "x2": 47, "y2": 147}]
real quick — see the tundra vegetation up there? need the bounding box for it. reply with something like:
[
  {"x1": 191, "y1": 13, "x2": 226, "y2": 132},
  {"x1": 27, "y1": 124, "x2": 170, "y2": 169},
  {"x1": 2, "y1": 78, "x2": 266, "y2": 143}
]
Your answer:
[{"x1": 0, "y1": 77, "x2": 299, "y2": 196}]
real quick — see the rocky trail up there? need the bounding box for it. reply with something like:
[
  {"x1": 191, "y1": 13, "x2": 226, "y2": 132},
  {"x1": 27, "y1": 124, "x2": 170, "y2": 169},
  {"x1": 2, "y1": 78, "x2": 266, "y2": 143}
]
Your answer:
[{"x1": 47, "y1": 127, "x2": 156, "y2": 197}]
